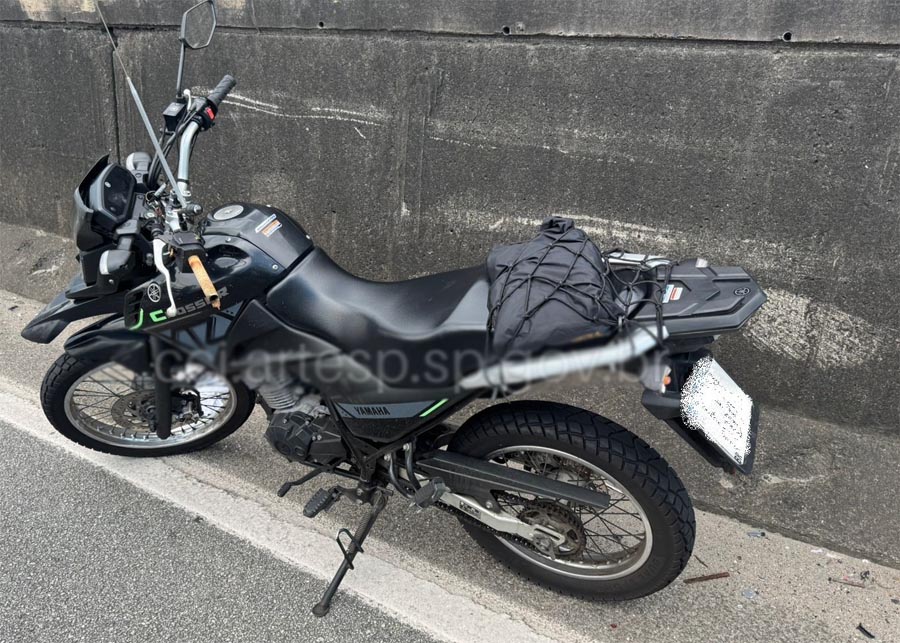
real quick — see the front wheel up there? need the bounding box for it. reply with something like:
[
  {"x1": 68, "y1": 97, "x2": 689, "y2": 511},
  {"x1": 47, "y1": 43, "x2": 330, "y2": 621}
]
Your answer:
[
  {"x1": 41, "y1": 354, "x2": 254, "y2": 457},
  {"x1": 448, "y1": 401, "x2": 695, "y2": 600}
]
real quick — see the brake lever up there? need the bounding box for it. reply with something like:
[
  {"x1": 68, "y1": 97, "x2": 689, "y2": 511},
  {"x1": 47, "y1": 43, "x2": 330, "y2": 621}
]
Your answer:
[{"x1": 152, "y1": 238, "x2": 178, "y2": 318}]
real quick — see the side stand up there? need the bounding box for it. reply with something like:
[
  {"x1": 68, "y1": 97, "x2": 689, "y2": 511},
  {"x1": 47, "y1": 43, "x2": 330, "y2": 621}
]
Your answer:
[{"x1": 312, "y1": 488, "x2": 389, "y2": 617}]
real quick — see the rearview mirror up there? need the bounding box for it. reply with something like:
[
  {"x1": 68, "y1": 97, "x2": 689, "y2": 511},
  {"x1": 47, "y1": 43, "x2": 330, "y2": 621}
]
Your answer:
[{"x1": 180, "y1": 0, "x2": 217, "y2": 50}]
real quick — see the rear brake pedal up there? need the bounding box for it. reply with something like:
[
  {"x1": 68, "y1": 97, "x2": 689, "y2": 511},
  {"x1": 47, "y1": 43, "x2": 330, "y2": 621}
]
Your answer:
[
  {"x1": 304, "y1": 487, "x2": 342, "y2": 518},
  {"x1": 411, "y1": 477, "x2": 447, "y2": 510}
]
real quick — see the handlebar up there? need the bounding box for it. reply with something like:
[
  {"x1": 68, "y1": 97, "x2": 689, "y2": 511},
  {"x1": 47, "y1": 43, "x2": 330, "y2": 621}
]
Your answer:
[
  {"x1": 147, "y1": 74, "x2": 236, "y2": 312},
  {"x1": 207, "y1": 74, "x2": 236, "y2": 110},
  {"x1": 175, "y1": 74, "x2": 236, "y2": 197},
  {"x1": 176, "y1": 120, "x2": 201, "y2": 197}
]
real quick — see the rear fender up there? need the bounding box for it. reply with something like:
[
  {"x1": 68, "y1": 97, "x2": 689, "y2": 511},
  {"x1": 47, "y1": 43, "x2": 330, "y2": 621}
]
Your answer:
[{"x1": 641, "y1": 350, "x2": 758, "y2": 475}]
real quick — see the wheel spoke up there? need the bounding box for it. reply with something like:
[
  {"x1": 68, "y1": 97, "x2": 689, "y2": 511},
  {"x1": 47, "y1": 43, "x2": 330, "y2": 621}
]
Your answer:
[
  {"x1": 485, "y1": 446, "x2": 652, "y2": 578},
  {"x1": 65, "y1": 362, "x2": 236, "y2": 449}
]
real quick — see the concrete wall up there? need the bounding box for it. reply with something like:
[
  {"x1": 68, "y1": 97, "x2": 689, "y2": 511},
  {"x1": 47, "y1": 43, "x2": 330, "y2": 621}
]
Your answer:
[{"x1": 2, "y1": 0, "x2": 899, "y2": 433}]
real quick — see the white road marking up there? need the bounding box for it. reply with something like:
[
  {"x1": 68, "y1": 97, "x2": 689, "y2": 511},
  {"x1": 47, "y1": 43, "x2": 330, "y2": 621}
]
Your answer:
[{"x1": 0, "y1": 379, "x2": 578, "y2": 643}]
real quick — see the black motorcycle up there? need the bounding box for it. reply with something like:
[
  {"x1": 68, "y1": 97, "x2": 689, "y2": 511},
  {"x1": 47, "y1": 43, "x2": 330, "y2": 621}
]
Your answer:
[{"x1": 22, "y1": 1, "x2": 766, "y2": 616}]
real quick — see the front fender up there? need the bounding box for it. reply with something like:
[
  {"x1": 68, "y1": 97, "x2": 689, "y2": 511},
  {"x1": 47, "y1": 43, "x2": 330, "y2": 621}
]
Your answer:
[
  {"x1": 63, "y1": 317, "x2": 151, "y2": 373},
  {"x1": 21, "y1": 275, "x2": 124, "y2": 344}
]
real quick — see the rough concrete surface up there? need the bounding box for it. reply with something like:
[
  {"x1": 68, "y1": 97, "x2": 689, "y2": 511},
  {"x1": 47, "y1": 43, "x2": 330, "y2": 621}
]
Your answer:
[
  {"x1": 2, "y1": 0, "x2": 900, "y2": 594},
  {"x1": 0, "y1": 223, "x2": 78, "y2": 303},
  {"x1": 6, "y1": 0, "x2": 900, "y2": 45},
  {"x1": 0, "y1": 25, "x2": 118, "y2": 234},
  {"x1": 2, "y1": 10, "x2": 899, "y2": 431}
]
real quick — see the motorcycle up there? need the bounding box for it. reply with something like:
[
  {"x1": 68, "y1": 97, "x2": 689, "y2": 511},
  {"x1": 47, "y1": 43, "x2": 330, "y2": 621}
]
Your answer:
[{"x1": 22, "y1": 0, "x2": 766, "y2": 616}]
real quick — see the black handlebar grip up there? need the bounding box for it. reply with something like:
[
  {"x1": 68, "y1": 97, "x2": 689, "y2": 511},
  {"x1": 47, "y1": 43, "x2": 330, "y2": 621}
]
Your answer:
[{"x1": 207, "y1": 74, "x2": 237, "y2": 110}]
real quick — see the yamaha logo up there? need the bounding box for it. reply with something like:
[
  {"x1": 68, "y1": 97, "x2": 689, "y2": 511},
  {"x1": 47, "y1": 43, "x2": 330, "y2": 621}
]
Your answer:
[{"x1": 147, "y1": 283, "x2": 162, "y2": 303}]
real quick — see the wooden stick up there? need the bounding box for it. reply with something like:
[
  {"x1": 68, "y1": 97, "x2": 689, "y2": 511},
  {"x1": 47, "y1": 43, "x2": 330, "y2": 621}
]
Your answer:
[
  {"x1": 187, "y1": 255, "x2": 220, "y2": 309},
  {"x1": 683, "y1": 571, "x2": 731, "y2": 584}
]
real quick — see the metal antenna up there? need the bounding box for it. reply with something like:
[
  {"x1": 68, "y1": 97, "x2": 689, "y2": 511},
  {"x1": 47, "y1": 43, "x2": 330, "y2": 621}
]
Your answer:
[{"x1": 93, "y1": 1, "x2": 187, "y2": 208}]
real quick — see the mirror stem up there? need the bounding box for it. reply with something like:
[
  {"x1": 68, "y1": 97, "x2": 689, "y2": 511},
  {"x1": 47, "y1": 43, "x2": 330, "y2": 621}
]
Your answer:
[{"x1": 175, "y1": 41, "x2": 186, "y2": 98}]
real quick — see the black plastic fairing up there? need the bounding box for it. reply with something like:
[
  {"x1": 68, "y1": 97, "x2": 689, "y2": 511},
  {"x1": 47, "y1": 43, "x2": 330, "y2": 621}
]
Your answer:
[
  {"x1": 73, "y1": 157, "x2": 138, "y2": 254},
  {"x1": 227, "y1": 303, "x2": 476, "y2": 442},
  {"x1": 124, "y1": 236, "x2": 280, "y2": 333},
  {"x1": 88, "y1": 164, "x2": 136, "y2": 233},
  {"x1": 63, "y1": 317, "x2": 150, "y2": 373},
  {"x1": 21, "y1": 274, "x2": 125, "y2": 344},
  {"x1": 633, "y1": 260, "x2": 767, "y2": 336},
  {"x1": 72, "y1": 155, "x2": 110, "y2": 252},
  {"x1": 122, "y1": 204, "x2": 312, "y2": 334}
]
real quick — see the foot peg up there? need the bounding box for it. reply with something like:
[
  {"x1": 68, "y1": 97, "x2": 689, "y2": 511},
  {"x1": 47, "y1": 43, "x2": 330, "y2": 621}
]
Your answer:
[
  {"x1": 412, "y1": 477, "x2": 447, "y2": 509},
  {"x1": 304, "y1": 487, "x2": 342, "y2": 518}
]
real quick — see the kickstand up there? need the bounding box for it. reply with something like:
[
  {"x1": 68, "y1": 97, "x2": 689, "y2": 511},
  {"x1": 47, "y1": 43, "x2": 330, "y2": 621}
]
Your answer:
[{"x1": 312, "y1": 489, "x2": 389, "y2": 617}]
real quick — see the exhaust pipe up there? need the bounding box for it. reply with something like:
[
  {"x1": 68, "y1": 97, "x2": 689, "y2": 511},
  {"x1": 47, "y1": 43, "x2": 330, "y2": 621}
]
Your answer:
[{"x1": 458, "y1": 324, "x2": 667, "y2": 390}]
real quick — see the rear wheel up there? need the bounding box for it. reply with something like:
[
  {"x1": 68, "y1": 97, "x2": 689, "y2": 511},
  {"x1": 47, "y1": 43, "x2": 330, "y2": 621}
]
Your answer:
[
  {"x1": 41, "y1": 354, "x2": 253, "y2": 457},
  {"x1": 448, "y1": 401, "x2": 695, "y2": 600}
]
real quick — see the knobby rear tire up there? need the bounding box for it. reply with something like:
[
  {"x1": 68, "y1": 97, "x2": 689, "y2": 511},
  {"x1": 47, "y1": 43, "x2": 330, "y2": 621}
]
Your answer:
[{"x1": 448, "y1": 400, "x2": 695, "y2": 600}]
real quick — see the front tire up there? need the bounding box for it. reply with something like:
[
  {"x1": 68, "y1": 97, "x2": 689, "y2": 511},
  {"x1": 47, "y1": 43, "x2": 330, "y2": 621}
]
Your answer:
[
  {"x1": 41, "y1": 353, "x2": 254, "y2": 457},
  {"x1": 448, "y1": 400, "x2": 695, "y2": 600}
]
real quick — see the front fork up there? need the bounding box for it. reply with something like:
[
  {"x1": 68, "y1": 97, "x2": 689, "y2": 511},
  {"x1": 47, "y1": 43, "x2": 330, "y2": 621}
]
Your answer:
[{"x1": 150, "y1": 335, "x2": 174, "y2": 439}]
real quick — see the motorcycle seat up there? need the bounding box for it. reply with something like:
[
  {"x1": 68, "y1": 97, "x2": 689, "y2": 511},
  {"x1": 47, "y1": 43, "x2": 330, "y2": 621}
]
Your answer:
[{"x1": 266, "y1": 248, "x2": 490, "y2": 385}]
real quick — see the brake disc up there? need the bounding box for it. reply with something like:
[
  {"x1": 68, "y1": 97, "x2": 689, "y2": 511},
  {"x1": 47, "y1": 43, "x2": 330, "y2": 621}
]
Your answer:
[
  {"x1": 110, "y1": 391, "x2": 157, "y2": 430},
  {"x1": 110, "y1": 389, "x2": 201, "y2": 430}
]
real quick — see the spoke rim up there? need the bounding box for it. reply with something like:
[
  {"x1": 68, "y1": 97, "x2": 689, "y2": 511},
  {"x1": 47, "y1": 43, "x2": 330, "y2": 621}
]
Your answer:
[
  {"x1": 485, "y1": 445, "x2": 654, "y2": 580},
  {"x1": 63, "y1": 362, "x2": 236, "y2": 449}
]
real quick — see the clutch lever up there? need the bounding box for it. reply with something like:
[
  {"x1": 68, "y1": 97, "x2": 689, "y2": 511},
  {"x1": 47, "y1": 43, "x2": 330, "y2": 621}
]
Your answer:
[{"x1": 152, "y1": 238, "x2": 178, "y2": 318}]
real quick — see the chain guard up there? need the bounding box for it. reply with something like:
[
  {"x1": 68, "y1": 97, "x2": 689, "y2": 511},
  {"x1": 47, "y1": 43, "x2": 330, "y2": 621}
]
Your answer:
[{"x1": 436, "y1": 498, "x2": 541, "y2": 553}]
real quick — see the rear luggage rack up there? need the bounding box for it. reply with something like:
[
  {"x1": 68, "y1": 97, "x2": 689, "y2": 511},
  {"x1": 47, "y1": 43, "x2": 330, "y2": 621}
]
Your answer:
[{"x1": 633, "y1": 259, "x2": 766, "y2": 337}]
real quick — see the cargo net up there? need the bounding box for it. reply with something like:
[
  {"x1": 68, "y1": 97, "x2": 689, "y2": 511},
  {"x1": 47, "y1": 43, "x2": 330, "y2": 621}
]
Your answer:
[{"x1": 485, "y1": 217, "x2": 673, "y2": 362}]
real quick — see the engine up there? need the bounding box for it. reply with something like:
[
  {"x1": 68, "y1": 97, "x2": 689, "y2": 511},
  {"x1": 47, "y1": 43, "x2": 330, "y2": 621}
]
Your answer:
[{"x1": 263, "y1": 393, "x2": 348, "y2": 466}]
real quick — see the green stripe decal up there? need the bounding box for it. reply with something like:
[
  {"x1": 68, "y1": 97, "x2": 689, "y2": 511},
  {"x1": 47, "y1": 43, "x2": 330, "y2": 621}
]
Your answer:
[
  {"x1": 419, "y1": 398, "x2": 449, "y2": 417},
  {"x1": 128, "y1": 309, "x2": 144, "y2": 331}
]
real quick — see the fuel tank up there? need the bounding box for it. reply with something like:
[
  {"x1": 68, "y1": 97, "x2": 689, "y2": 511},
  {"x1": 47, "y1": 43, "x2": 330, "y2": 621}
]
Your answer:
[{"x1": 124, "y1": 204, "x2": 313, "y2": 333}]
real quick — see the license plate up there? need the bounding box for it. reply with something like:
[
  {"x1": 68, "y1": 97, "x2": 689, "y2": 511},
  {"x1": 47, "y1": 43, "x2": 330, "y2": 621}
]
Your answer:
[{"x1": 681, "y1": 357, "x2": 758, "y2": 473}]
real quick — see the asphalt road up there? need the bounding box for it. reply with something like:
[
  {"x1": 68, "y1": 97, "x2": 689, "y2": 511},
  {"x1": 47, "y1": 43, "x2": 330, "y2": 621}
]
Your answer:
[
  {"x1": 0, "y1": 421, "x2": 439, "y2": 643},
  {"x1": 1, "y1": 291, "x2": 899, "y2": 642}
]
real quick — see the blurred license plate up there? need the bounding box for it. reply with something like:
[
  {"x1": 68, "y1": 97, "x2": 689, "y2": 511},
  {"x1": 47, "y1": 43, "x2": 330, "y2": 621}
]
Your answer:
[{"x1": 681, "y1": 357, "x2": 758, "y2": 473}]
